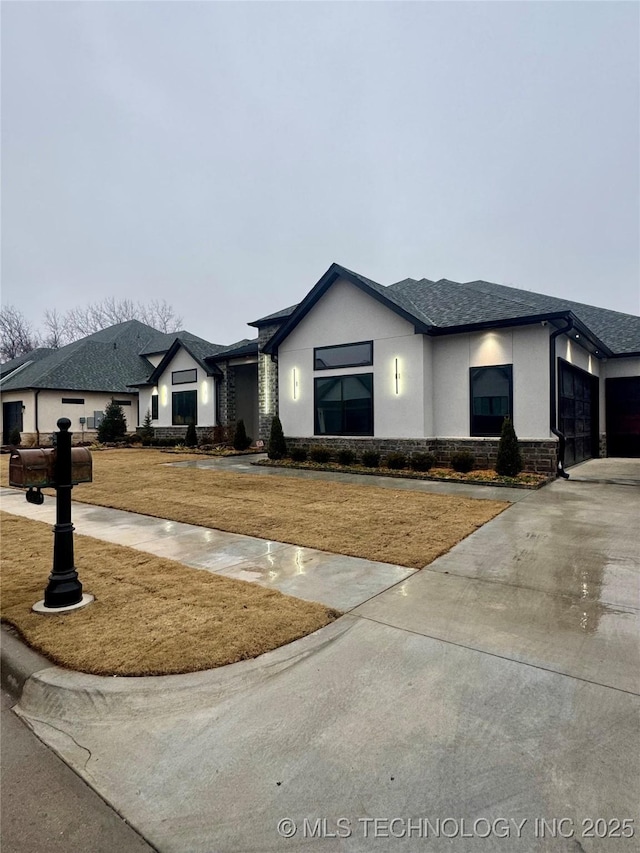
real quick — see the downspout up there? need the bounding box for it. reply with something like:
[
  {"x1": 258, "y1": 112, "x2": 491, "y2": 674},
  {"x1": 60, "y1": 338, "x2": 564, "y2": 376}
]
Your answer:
[
  {"x1": 549, "y1": 317, "x2": 574, "y2": 479},
  {"x1": 34, "y1": 389, "x2": 41, "y2": 446}
]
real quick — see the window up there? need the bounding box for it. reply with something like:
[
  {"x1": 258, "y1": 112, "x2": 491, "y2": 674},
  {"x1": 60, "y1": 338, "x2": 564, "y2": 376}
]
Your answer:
[
  {"x1": 113, "y1": 399, "x2": 131, "y2": 406},
  {"x1": 315, "y1": 374, "x2": 373, "y2": 435},
  {"x1": 172, "y1": 390, "x2": 197, "y2": 425},
  {"x1": 151, "y1": 394, "x2": 159, "y2": 420},
  {"x1": 61, "y1": 397, "x2": 84, "y2": 404},
  {"x1": 314, "y1": 341, "x2": 373, "y2": 371},
  {"x1": 172, "y1": 369, "x2": 197, "y2": 385},
  {"x1": 470, "y1": 365, "x2": 513, "y2": 436}
]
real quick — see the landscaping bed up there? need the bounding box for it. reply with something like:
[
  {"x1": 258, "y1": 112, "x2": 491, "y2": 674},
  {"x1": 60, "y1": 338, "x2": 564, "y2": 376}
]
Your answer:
[
  {"x1": 0, "y1": 511, "x2": 338, "y2": 676},
  {"x1": 254, "y1": 458, "x2": 550, "y2": 489}
]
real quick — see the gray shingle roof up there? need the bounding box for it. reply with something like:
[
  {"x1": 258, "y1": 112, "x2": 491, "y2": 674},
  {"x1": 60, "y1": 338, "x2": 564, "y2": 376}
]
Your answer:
[
  {"x1": 206, "y1": 338, "x2": 258, "y2": 359},
  {"x1": 1, "y1": 348, "x2": 55, "y2": 378},
  {"x1": 249, "y1": 305, "x2": 298, "y2": 326},
  {"x1": 139, "y1": 329, "x2": 216, "y2": 355},
  {"x1": 1, "y1": 320, "x2": 162, "y2": 393}
]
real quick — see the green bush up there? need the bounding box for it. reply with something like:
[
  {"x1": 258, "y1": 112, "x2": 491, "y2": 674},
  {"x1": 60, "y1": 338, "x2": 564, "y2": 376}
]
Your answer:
[
  {"x1": 337, "y1": 448, "x2": 356, "y2": 466},
  {"x1": 451, "y1": 450, "x2": 475, "y2": 473},
  {"x1": 185, "y1": 421, "x2": 198, "y2": 448},
  {"x1": 8, "y1": 427, "x2": 21, "y2": 446},
  {"x1": 362, "y1": 450, "x2": 380, "y2": 467},
  {"x1": 309, "y1": 445, "x2": 331, "y2": 463},
  {"x1": 268, "y1": 415, "x2": 287, "y2": 459},
  {"x1": 410, "y1": 452, "x2": 435, "y2": 472},
  {"x1": 97, "y1": 401, "x2": 127, "y2": 443},
  {"x1": 290, "y1": 447, "x2": 308, "y2": 462},
  {"x1": 128, "y1": 432, "x2": 143, "y2": 445},
  {"x1": 495, "y1": 417, "x2": 523, "y2": 477},
  {"x1": 385, "y1": 452, "x2": 408, "y2": 470},
  {"x1": 233, "y1": 419, "x2": 251, "y2": 451}
]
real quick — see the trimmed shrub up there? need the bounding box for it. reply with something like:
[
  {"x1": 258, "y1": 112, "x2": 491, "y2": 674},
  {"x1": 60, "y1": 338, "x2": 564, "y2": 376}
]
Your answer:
[
  {"x1": 290, "y1": 447, "x2": 308, "y2": 462},
  {"x1": 210, "y1": 424, "x2": 233, "y2": 445},
  {"x1": 362, "y1": 450, "x2": 380, "y2": 468},
  {"x1": 451, "y1": 450, "x2": 475, "y2": 473},
  {"x1": 97, "y1": 401, "x2": 127, "y2": 443},
  {"x1": 337, "y1": 448, "x2": 356, "y2": 466},
  {"x1": 128, "y1": 432, "x2": 143, "y2": 445},
  {"x1": 309, "y1": 445, "x2": 331, "y2": 463},
  {"x1": 185, "y1": 421, "x2": 198, "y2": 448},
  {"x1": 8, "y1": 427, "x2": 21, "y2": 446},
  {"x1": 233, "y1": 419, "x2": 251, "y2": 451},
  {"x1": 410, "y1": 452, "x2": 435, "y2": 472},
  {"x1": 495, "y1": 417, "x2": 523, "y2": 477},
  {"x1": 268, "y1": 415, "x2": 287, "y2": 459},
  {"x1": 385, "y1": 452, "x2": 408, "y2": 470}
]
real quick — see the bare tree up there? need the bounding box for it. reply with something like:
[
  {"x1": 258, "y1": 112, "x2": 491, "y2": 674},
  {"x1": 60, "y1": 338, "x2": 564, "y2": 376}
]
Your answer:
[
  {"x1": 0, "y1": 305, "x2": 41, "y2": 361},
  {"x1": 42, "y1": 308, "x2": 72, "y2": 349},
  {"x1": 63, "y1": 298, "x2": 182, "y2": 339}
]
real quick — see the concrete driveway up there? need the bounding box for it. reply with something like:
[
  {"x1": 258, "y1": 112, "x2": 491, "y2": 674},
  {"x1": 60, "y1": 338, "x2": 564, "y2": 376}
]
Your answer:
[{"x1": 6, "y1": 474, "x2": 640, "y2": 852}]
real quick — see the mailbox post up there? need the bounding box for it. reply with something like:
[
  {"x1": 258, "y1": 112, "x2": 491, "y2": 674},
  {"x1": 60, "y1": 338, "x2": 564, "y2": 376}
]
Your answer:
[{"x1": 44, "y1": 418, "x2": 84, "y2": 608}]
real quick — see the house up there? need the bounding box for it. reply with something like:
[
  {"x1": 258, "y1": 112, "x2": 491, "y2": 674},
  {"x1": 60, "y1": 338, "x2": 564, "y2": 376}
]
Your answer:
[
  {"x1": 0, "y1": 320, "x2": 260, "y2": 445},
  {"x1": 253, "y1": 263, "x2": 640, "y2": 472}
]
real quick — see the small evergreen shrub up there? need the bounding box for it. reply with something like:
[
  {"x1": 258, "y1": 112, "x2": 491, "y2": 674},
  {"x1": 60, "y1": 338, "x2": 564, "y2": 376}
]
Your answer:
[
  {"x1": 385, "y1": 452, "x2": 408, "y2": 470},
  {"x1": 337, "y1": 448, "x2": 356, "y2": 466},
  {"x1": 210, "y1": 425, "x2": 233, "y2": 445},
  {"x1": 139, "y1": 410, "x2": 154, "y2": 441},
  {"x1": 451, "y1": 450, "x2": 475, "y2": 473},
  {"x1": 97, "y1": 401, "x2": 127, "y2": 443},
  {"x1": 495, "y1": 417, "x2": 523, "y2": 477},
  {"x1": 8, "y1": 427, "x2": 21, "y2": 446},
  {"x1": 309, "y1": 445, "x2": 331, "y2": 463},
  {"x1": 233, "y1": 419, "x2": 251, "y2": 451},
  {"x1": 290, "y1": 447, "x2": 308, "y2": 462},
  {"x1": 362, "y1": 450, "x2": 380, "y2": 467},
  {"x1": 185, "y1": 421, "x2": 198, "y2": 448},
  {"x1": 128, "y1": 432, "x2": 142, "y2": 445},
  {"x1": 268, "y1": 415, "x2": 287, "y2": 459},
  {"x1": 410, "y1": 452, "x2": 435, "y2": 472}
]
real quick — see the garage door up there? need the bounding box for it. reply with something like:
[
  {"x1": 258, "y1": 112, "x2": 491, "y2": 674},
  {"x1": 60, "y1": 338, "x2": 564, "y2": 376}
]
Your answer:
[
  {"x1": 606, "y1": 377, "x2": 640, "y2": 457},
  {"x1": 559, "y1": 360, "x2": 598, "y2": 467}
]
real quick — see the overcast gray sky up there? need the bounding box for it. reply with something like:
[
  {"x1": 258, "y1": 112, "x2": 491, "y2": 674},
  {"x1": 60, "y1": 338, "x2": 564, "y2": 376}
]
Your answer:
[{"x1": 2, "y1": 1, "x2": 639, "y2": 345}]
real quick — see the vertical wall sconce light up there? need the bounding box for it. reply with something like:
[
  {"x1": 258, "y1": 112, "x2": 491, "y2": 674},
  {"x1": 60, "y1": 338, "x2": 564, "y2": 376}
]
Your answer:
[
  {"x1": 394, "y1": 358, "x2": 400, "y2": 395},
  {"x1": 292, "y1": 368, "x2": 299, "y2": 400}
]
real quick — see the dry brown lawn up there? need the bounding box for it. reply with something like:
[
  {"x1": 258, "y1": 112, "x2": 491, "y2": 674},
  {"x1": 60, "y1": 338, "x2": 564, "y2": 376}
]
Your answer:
[
  {"x1": 0, "y1": 511, "x2": 338, "y2": 676},
  {"x1": 2, "y1": 449, "x2": 508, "y2": 568}
]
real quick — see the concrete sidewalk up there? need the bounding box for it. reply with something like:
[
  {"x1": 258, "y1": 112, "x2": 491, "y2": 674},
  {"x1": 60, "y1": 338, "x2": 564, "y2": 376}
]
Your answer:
[
  {"x1": 0, "y1": 487, "x2": 415, "y2": 611},
  {"x1": 2, "y1": 475, "x2": 639, "y2": 852}
]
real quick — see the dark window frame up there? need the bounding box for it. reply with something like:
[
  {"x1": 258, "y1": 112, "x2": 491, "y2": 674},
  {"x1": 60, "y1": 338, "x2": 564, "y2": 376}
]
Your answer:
[
  {"x1": 314, "y1": 373, "x2": 374, "y2": 436},
  {"x1": 172, "y1": 368, "x2": 197, "y2": 385},
  {"x1": 61, "y1": 397, "x2": 84, "y2": 404},
  {"x1": 151, "y1": 394, "x2": 159, "y2": 420},
  {"x1": 113, "y1": 399, "x2": 132, "y2": 406},
  {"x1": 314, "y1": 341, "x2": 373, "y2": 371},
  {"x1": 172, "y1": 390, "x2": 197, "y2": 425},
  {"x1": 470, "y1": 364, "x2": 513, "y2": 437}
]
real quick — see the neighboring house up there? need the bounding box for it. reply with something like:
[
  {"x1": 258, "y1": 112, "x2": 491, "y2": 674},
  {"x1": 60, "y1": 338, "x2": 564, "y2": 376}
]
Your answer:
[
  {"x1": 255, "y1": 263, "x2": 640, "y2": 472},
  {"x1": 0, "y1": 320, "x2": 260, "y2": 445}
]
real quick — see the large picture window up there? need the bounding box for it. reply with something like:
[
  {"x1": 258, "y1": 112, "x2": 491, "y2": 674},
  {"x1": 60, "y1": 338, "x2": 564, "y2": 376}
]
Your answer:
[
  {"x1": 315, "y1": 374, "x2": 373, "y2": 435},
  {"x1": 314, "y1": 341, "x2": 373, "y2": 371},
  {"x1": 172, "y1": 390, "x2": 197, "y2": 425},
  {"x1": 470, "y1": 365, "x2": 513, "y2": 436}
]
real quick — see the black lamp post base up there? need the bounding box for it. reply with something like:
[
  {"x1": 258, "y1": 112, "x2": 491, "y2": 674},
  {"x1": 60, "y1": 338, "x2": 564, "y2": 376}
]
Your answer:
[{"x1": 33, "y1": 594, "x2": 94, "y2": 614}]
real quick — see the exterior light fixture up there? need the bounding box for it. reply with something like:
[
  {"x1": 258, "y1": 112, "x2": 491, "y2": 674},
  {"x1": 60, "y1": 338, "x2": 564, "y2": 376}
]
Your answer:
[
  {"x1": 394, "y1": 358, "x2": 400, "y2": 395},
  {"x1": 292, "y1": 368, "x2": 299, "y2": 400}
]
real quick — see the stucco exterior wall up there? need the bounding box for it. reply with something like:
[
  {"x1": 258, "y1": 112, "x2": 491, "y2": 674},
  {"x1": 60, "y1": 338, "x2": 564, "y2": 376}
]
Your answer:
[
  {"x1": 432, "y1": 324, "x2": 551, "y2": 439},
  {"x1": 277, "y1": 278, "x2": 425, "y2": 439},
  {"x1": 145, "y1": 347, "x2": 216, "y2": 428}
]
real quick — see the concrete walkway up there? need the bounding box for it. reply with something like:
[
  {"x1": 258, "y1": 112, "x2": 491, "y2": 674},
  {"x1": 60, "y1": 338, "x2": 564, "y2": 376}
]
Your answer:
[
  {"x1": 567, "y1": 456, "x2": 640, "y2": 486},
  {"x1": 0, "y1": 487, "x2": 414, "y2": 612},
  {"x1": 2, "y1": 473, "x2": 639, "y2": 852}
]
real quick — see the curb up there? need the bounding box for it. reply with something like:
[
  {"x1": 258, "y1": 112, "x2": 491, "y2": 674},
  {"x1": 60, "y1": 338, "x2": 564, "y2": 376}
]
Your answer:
[{"x1": 1, "y1": 625, "x2": 55, "y2": 700}]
